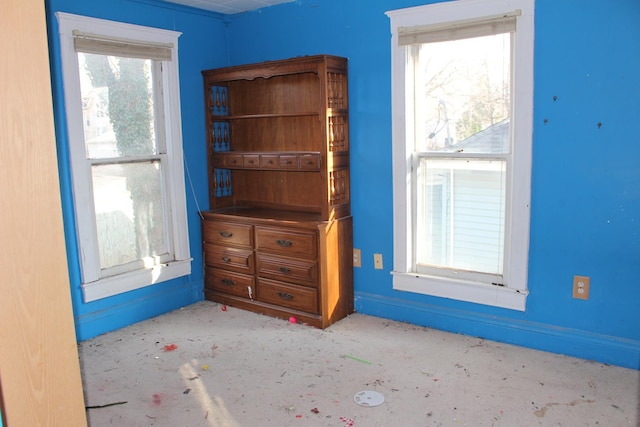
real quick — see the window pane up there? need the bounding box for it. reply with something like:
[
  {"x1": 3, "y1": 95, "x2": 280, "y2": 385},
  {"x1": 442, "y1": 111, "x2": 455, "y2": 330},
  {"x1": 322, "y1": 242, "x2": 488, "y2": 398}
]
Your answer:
[
  {"x1": 416, "y1": 158, "x2": 505, "y2": 275},
  {"x1": 92, "y1": 162, "x2": 168, "y2": 270},
  {"x1": 414, "y1": 33, "x2": 511, "y2": 154},
  {"x1": 79, "y1": 53, "x2": 157, "y2": 159}
]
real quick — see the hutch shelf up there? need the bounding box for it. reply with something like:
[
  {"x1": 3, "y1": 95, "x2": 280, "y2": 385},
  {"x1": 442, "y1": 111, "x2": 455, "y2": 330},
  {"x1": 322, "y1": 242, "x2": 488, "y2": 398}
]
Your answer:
[{"x1": 201, "y1": 55, "x2": 353, "y2": 328}]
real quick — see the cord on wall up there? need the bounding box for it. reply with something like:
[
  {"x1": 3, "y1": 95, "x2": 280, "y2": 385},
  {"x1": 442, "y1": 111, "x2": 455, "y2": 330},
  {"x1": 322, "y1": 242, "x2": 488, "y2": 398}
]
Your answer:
[{"x1": 184, "y1": 156, "x2": 205, "y2": 220}]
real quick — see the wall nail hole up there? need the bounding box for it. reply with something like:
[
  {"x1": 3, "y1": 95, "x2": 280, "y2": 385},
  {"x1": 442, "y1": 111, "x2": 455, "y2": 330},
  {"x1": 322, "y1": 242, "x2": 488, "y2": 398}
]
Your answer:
[
  {"x1": 597, "y1": 122, "x2": 602, "y2": 129},
  {"x1": 552, "y1": 96, "x2": 557, "y2": 102},
  {"x1": 543, "y1": 118, "x2": 548, "y2": 124}
]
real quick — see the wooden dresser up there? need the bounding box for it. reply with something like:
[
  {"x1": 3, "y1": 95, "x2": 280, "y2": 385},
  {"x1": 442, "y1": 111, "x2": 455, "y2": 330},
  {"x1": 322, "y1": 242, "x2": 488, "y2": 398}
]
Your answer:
[{"x1": 201, "y1": 55, "x2": 353, "y2": 328}]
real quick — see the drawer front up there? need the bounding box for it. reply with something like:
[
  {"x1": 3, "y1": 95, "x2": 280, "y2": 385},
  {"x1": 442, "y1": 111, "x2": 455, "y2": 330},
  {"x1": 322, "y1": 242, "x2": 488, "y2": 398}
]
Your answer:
[
  {"x1": 212, "y1": 154, "x2": 224, "y2": 167},
  {"x1": 225, "y1": 154, "x2": 243, "y2": 168},
  {"x1": 205, "y1": 243, "x2": 254, "y2": 274},
  {"x1": 205, "y1": 267, "x2": 255, "y2": 299},
  {"x1": 299, "y1": 154, "x2": 320, "y2": 170},
  {"x1": 243, "y1": 154, "x2": 260, "y2": 168},
  {"x1": 260, "y1": 154, "x2": 279, "y2": 169},
  {"x1": 203, "y1": 220, "x2": 253, "y2": 248},
  {"x1": 255, "y1": 226, "x2": 316, "y2": 259},
  {"x1": 212, "y1": 153, "x2": 243, "y2": 168},
  {"x1": 258, "y1": 278, "x2": 318, "y2": 314},
  {"x1": 278, "y1": 155, "x2": 298, "y2": 169},
  {"x1": 257, "y1": 254, "x2": 317, "y2": 287}
]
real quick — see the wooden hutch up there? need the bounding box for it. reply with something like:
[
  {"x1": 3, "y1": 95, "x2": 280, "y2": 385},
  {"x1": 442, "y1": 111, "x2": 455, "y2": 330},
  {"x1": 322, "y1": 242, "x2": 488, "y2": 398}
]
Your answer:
[{"x1": 201, "y1": 55, "x2": 353, "y2": 328}]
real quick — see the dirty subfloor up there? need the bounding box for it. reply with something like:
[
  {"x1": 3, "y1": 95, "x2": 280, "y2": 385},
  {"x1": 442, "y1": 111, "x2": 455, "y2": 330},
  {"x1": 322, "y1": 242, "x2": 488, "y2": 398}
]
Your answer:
[{"x1": 79, "y1": 301, "x2": 639, "y2": 426}]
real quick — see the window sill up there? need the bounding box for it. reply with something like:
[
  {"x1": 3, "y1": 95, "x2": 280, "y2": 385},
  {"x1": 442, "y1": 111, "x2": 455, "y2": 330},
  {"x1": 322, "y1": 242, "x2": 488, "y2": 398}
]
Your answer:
[
  {"x1": 391, "y1": 271, "x2": 527, "y2": 311},
  {"x1": 82, "y1": 259, "x2": 192, "y2": 302}
]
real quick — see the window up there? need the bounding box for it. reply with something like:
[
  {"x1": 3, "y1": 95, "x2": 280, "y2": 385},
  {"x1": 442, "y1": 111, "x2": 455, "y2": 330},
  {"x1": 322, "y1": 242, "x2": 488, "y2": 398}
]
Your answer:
[
  {"x1": 387, "y1": 0, "x2": 534, "y2": 310},
  {"x1": 57, "y1": 13, "x2": 191, "y2": 302}
]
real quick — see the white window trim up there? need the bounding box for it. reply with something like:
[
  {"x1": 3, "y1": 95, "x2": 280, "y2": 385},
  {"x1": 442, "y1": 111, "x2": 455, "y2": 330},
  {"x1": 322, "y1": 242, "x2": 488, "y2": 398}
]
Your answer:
[
  {"x1": 56, "y1": 12, "x2": 191, "y2": 302},
  {"x1": 387, "y1": 0, "x2": 534, "y2": 311}
]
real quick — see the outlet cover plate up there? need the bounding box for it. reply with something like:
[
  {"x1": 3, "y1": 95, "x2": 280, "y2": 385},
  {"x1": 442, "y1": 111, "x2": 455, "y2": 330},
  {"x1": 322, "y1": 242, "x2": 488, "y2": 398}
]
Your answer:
[
  {"x1": 573, "y1": 275, "x2": 590, "y2": 300},
  {"x1": 353, "y1": 248, "x2": 361, "y2": 268}
]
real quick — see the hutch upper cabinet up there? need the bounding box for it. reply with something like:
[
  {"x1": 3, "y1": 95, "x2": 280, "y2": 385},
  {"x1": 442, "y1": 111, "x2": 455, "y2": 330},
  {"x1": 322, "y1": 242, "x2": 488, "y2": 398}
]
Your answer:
[{"x1": 201, "y1": 55, "x2": 353, "y2": 328}]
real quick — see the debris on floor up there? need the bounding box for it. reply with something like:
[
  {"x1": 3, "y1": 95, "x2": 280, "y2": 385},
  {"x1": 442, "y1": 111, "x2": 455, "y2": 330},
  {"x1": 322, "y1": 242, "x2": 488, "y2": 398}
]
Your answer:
[
  {"x1": 340, "y1": 416, "x2": 355, "y2": 426},
  {"x1": 79, "y1": 302, "x2": 640, "y2": 427},
  {"x1": 353, "y1": 390, "x2": 384, "y2": 407},
  {"x1": 85, "y1": 401, "x2": 127, "y2": 410},
  {"x1": 343, "y1": 354, "x2": 371, "y2": 365},
  {"x1": 163, "y1": 343, "x2": 178, "y2": 351}
]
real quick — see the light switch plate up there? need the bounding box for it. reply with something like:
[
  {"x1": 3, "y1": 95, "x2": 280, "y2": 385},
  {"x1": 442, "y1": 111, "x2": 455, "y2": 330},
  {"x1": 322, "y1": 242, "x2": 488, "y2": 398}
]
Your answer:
[{"x1": 374, "y1": 253, "x2": 383, "y2": 270}]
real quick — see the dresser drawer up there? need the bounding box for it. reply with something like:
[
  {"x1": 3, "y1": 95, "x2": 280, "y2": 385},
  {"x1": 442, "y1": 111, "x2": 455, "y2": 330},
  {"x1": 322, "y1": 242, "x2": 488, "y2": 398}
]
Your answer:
[
  {"x1": 243, "y1": 154, "x2": 260, "y2": 168},
  {"x1": 299, "y1": 154, "x2": 320, "y2": 170},
  {"x1": 203, "y1": 220, "x2": 253, "y2": 247},
  {"x1": 260, "y1": 154, "x2": 279, "y2": 168},
  {"x1": 212, "y1": 153, "x2": 243, "y2": 168},
  {"x1": 257, "y1": 254, "x2": 317, "y2": 287},
  {"x1": 255, "y1": 226, "x2": 317, "y2": 258},
  {"x1": 204, "y1": 243, "x2": 254, "y2": 274},
  {"x1": 205, "y1": 267, "x2": 255, "y2": 299},
  {"x1": 258, "y1": 278, "x2": 318, "y2": 314},
  {"x1": 278, "y1": 154, "x2": 299, "y2": 169}
]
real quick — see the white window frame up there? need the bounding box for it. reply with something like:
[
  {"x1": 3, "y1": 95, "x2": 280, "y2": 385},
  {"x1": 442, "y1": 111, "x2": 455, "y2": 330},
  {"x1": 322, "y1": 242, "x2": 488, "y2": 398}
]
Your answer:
[
  {"x1": 387, "y1": 0, "x2": 534, "y2": 311},
  {"x1": 56, "y1": 13, "x2": 191, "y2": 302}
]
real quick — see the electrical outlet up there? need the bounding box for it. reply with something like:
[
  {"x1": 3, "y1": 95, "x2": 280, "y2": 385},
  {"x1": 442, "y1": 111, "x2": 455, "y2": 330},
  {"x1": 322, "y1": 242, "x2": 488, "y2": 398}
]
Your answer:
[
  {"x1": 374, "y1": 253, "x2": 383, "y2": 270},
  {"x1": 353, "y1": 248, "x2": 362, "y2": 268},
  {"x1": 573, "y1": 275, "x2": 590, "y2": 300}
]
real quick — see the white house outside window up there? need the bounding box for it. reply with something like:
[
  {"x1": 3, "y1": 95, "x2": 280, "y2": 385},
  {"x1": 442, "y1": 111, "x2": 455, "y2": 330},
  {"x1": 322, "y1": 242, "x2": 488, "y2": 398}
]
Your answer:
[
  {"x1": 57, "y1": 13, "x2": 191, "y2": 302},
  {"x1": 387, "y1": 0, "x2": 534, "y2": 310}
]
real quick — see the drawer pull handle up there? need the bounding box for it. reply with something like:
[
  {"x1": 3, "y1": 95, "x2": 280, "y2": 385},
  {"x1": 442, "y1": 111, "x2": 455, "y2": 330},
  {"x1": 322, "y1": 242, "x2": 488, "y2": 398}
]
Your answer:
[
  {"x1": 279, "y1": 266, "x2": 290, "y2": 274},
  {"x1": 305, "y1": 160, "x2": 313, "y2": 165},
  {"x1": 276, "y1": 291, "x2": 294, "y2": 300},
  {"x1": 221, "y1": 279, "x2": 236, "y2": 286},
  {"x1": 219, "y1": 231, "x2": 233, "y2": 238},
  {"x1": 276, "y1": 239, "x2": 293, "y2": 247},
  {"x1": 222, "y1": 256, "x2": 231, "y2": 263}
]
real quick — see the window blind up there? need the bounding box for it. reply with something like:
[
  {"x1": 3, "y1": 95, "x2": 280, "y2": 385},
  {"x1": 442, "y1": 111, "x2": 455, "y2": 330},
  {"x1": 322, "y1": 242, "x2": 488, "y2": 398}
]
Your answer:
[
  {"x1": 398, "y1": 11, "x2": 520, "y2": 46},
  {"x1": 73, "y1": 30, "x2": 173, "y2": 61}
]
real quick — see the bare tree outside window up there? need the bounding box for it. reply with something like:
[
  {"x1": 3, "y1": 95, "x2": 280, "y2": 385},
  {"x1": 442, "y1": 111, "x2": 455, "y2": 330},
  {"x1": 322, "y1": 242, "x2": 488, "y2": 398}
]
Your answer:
[
  {"x1": 80, "y1": 53, "x2": 167, "y2": 271},
  {"x1": 414, "y1": 32, "x2": 511, "y2": 277}
]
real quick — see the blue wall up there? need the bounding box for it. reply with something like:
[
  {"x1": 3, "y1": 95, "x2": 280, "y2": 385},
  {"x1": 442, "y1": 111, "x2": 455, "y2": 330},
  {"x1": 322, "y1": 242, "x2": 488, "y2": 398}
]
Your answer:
[
  {"x1": 225, "y1": 0, "x2": 640, "y2": 369},
  {"x1": 45, "y1": 0, "x2": 229, "y2": 340},
  {"x1": 45, "y1": 0, "x2": 640, "y2": 369}
]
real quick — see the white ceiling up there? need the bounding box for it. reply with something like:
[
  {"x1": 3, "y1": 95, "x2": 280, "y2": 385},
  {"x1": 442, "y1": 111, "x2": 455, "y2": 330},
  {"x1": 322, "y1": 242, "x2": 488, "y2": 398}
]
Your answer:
[{"x1": 163, "y1": 0, "x2": 295, "y2": 14}]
